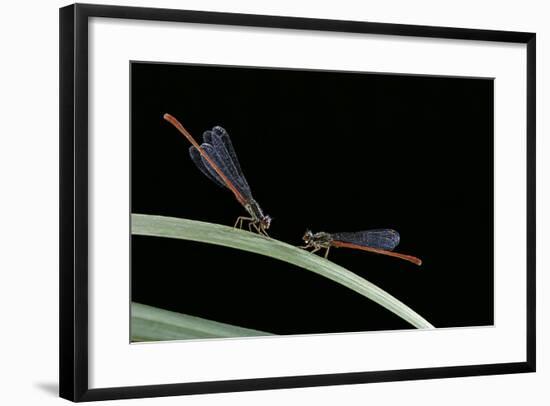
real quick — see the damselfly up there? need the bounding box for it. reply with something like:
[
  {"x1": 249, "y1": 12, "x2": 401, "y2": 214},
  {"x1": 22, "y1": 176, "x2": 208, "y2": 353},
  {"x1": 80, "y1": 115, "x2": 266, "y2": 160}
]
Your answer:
[
  {"x1": 163, "y1": 114, "x2": 272, "y2": 236},
  {"x1": 301, "y1": 229, "x2": 422, "y2": 265}
]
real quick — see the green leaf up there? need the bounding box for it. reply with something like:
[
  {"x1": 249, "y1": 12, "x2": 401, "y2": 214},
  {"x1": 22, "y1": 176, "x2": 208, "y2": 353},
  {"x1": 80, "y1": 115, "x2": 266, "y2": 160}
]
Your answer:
[
  {"x1": 131, "y1": 302, "x2": 273, "y2": 341},
  {"x1": 132, "y1": 213, "x2": 434, "y2": 330}
]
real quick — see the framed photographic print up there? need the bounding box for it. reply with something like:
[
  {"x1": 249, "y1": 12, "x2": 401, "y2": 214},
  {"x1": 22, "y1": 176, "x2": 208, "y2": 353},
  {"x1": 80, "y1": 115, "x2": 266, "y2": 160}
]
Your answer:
[{"x1": 59, "y1": 3, "x2": 536, "y2": 402}]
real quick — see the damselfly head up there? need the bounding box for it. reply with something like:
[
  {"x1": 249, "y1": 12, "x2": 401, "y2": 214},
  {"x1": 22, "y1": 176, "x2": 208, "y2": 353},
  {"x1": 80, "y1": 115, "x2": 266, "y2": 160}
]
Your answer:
[
  {"x1": 302, "y1": 230, "x2": 314, "y2": 244},
  {"x1": 260, "y1": 215, "x2": 272, "y2": 230}
]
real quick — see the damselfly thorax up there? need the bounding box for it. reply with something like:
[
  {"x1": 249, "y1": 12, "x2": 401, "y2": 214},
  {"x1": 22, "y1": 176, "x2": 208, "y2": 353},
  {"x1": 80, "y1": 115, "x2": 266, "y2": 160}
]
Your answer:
[{"x1": 235, "y1": 199, "x2": 272, "y2": 235}]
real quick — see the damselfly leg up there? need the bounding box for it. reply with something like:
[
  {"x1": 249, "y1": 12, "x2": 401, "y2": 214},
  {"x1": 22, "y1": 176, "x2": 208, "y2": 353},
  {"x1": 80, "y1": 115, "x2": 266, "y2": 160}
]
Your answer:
[
  {"x1": 234, "y1": 216, "x2": 270, "y2": 237},
  {"x1": 234, "y1": 216, "x2": 253, "y2": 229}
]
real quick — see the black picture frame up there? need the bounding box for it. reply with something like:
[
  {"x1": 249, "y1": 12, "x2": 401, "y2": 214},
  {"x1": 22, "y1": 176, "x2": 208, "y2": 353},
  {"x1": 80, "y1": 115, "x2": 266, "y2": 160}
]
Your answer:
[{"x1": 60, "y1": 3, "x2": 536, "y2": 402}]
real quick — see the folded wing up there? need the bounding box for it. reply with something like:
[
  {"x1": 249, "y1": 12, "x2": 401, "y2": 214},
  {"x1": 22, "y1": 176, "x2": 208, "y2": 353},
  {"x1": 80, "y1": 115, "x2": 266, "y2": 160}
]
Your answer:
[
  {"x1": 188, "y1": 126, "x2": 253, "y2": 200},
  {"x1": 332, "y1": 229, "x2": 400, "y2": 251}
]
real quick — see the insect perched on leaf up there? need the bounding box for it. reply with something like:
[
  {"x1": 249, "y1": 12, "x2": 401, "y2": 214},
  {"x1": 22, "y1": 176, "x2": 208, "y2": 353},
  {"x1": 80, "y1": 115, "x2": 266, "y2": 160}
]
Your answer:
[
  {"x1": 301, "y1": 229, "x2": 422, "y2": 265},
  {"x1": 163, "y1": 113, "x2": 272, "y2": 236}
]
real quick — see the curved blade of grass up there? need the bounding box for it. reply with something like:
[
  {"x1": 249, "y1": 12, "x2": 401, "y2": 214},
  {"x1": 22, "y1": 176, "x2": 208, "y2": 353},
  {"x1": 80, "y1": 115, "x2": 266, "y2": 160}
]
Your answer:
[
  {"x1": 132, "y1": 214, "x2": 434, "y2": 329},
  {"x1": 131, "y1": 302, "x2": 273, "y2": 342}
]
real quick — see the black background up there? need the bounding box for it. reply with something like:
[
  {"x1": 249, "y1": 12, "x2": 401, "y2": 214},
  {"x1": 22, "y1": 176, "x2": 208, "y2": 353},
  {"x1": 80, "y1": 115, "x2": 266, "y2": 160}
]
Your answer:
[{"x1": 131, "y1": 62, "x2": 493, "y2": 335}]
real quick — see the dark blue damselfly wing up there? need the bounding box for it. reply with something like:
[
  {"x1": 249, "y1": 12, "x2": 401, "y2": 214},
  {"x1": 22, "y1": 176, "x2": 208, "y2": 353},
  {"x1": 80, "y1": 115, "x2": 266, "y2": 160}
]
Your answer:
[
  {"x1": 189, "y1": 146, "x2": 226, "y2": 188},
  {"x1": 188, "y1": 126, "x2": 253, "y2": 200},
  {"x1": 332, "y1": 229, "x2": 400, "y2": 251},
  {"x1": 205, "y1": 127, "x2": 249, "y2": 186}
]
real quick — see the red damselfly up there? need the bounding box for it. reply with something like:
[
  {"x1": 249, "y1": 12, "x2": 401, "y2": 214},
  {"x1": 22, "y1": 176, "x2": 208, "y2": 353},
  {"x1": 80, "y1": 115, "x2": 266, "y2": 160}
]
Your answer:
[
  {"x1": 301, "y1": 229, "x2": 422, "y2": 265},
  {"x1": 164, "y1": 114, "x2": 272, "y2": 236}
]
